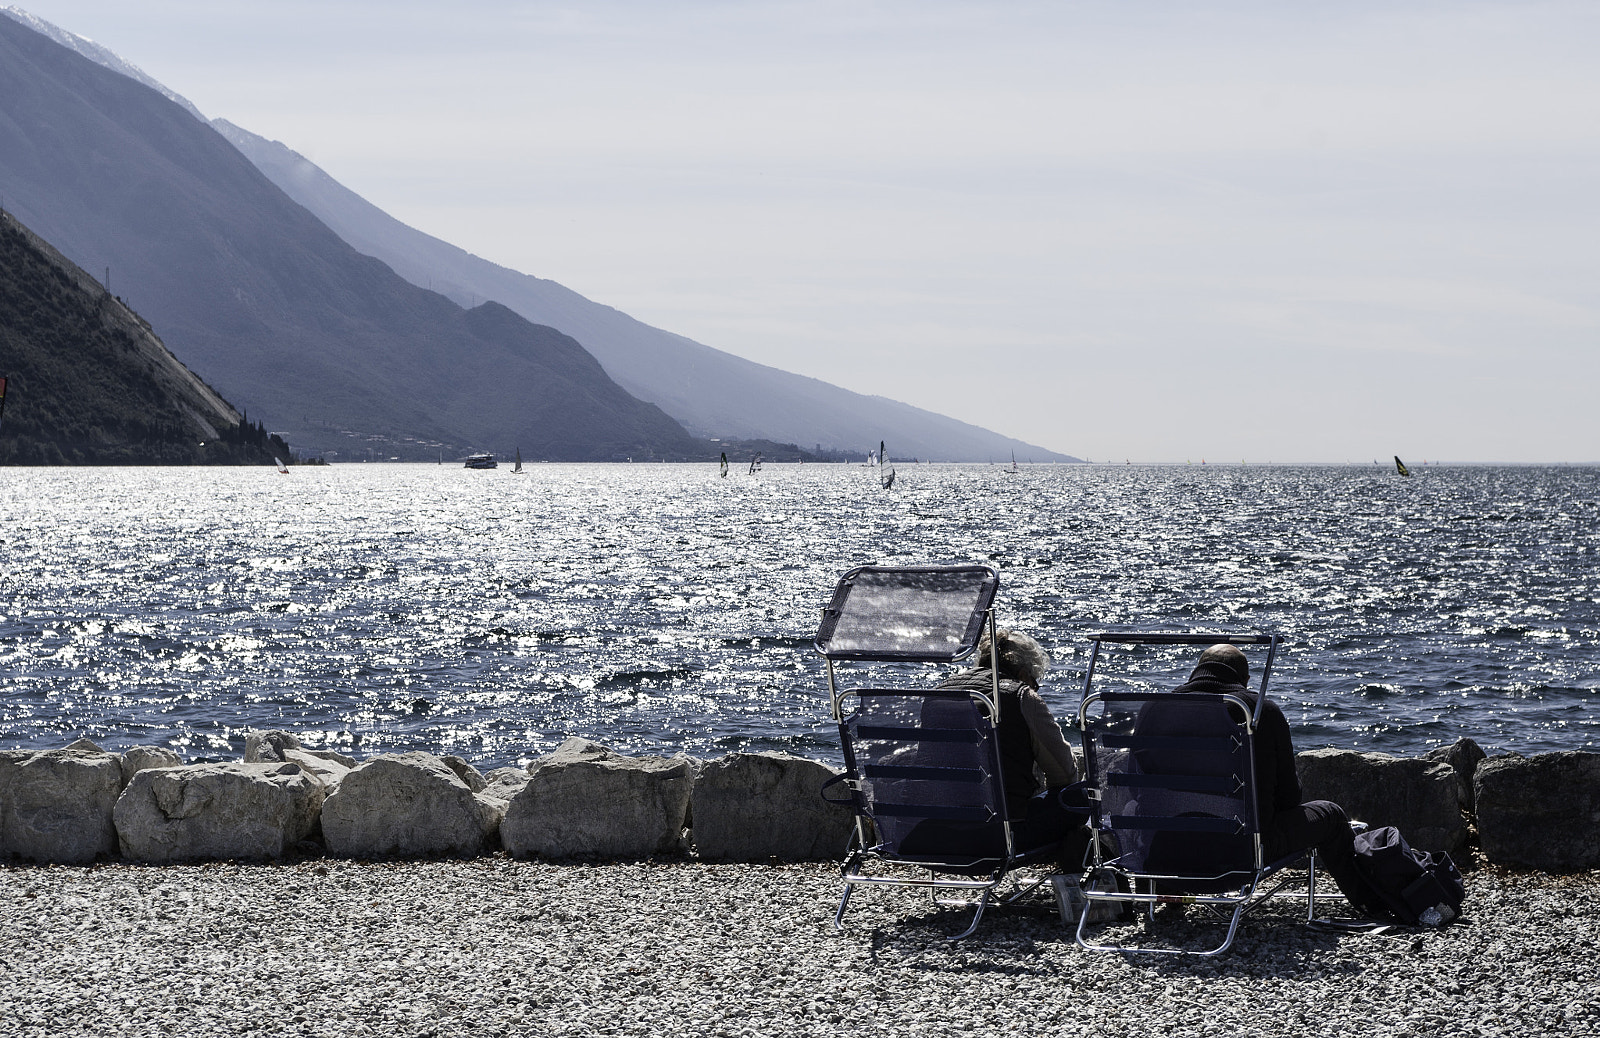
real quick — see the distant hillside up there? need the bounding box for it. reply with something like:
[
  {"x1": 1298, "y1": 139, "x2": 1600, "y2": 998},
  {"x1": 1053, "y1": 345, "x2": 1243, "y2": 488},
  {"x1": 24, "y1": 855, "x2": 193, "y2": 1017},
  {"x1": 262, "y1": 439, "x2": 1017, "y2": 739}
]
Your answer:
[
  {"x1": 0, "y1": 209, "x2": 286, "y2": 465},
  {"x1": 0, "y1": 8, "x2": 1078, "y2": 463},
  {"x1": 0, "y1": 15, "x2": 703, "y2": 462},
  {"x1": 215, "y1": 121, "x2": 1080, "y2": 463}
]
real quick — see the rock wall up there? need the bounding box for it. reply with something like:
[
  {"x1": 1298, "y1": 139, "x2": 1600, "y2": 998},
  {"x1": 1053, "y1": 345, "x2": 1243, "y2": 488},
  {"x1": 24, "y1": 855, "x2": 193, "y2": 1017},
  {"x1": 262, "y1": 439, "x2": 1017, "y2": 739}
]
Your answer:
[{"x1": 1, "y1": 732, "x2": 1595, "y2": 871}]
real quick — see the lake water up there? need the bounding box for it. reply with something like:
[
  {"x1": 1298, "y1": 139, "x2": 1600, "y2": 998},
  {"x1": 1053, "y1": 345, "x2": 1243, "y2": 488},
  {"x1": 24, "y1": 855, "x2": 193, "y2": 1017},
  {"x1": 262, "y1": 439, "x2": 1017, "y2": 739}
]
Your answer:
[{"x1": 2, "y1": 463, "x2": 1595, "y2": 768}]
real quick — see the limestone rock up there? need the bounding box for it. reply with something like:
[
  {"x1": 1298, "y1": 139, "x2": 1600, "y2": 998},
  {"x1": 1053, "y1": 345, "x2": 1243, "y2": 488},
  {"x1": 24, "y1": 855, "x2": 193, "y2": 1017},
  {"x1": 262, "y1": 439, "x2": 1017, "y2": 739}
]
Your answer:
[
  {"x1": 502, "y1": 738, "x2": 697, "y2": 859},
  {"x1": 120, "y1": 746, "x2": 182, "y2": 787},
  {"x1": 244, "y1": 730, "x2": 357, "y2": 766},
  {"x1": 479, "y1": 767, "x2": 532, "y2": 802},
  {"x1": 244, "y1": 729, "x2": 353, "y2": 789},
  {"x1": 283, "y1": 750, "x2": 350, "y2": 790},
  {"x1": 689, "y1": 752, "x2": 853, "y2": 862},
  {"x1": 0, "y1": 746, "x2": 123, "y2": 863},
  {"x1": 1475, "y1": 751, "x2": 1600, "y2": 870},
  {"x1": 441, "y1": 755, "x2": 487, "y2": 793},
  {"x1": 113, "y1": 761, "x2": 324, "y2": 862},
  {"x1": 320, "y1": 752, "x2": 502, "y2": 858},
  {"x1": 1295, "y1": 748, "x2": 1468, "y2": 855},
  {"x1": 1424, "y1": 737, "x2": 1488, "y2": 813}
]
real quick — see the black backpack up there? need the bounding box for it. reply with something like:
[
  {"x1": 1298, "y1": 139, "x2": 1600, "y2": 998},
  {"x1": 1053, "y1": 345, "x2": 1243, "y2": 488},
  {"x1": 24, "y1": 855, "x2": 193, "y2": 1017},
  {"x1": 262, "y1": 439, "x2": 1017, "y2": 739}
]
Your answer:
[{"x1": 1347, "y1": 825, "x2": 1466, "y2": 926}]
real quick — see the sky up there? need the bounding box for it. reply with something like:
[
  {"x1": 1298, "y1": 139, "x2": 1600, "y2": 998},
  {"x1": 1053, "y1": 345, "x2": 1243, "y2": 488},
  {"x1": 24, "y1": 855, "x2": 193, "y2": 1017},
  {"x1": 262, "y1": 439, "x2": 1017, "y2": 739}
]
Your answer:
[{"x1": 10, "y1": 1, "x2": 1600, "y2": 462}]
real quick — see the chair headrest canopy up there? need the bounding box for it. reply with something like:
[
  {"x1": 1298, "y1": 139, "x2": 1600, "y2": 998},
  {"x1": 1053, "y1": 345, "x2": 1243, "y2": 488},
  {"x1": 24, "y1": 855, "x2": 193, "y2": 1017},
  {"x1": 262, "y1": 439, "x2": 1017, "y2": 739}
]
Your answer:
[{"x1": 815, "y1": 565, "x2": 999, "y2": 662}]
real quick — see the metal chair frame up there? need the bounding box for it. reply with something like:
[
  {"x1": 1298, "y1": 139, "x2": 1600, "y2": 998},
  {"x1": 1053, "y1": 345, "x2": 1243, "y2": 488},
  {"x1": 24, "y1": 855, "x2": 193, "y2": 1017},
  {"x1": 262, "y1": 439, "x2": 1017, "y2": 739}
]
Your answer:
[
  {"x1": 1073, "y1": 631, "x2": 1325, "y2": 956},
  {"x1": 816, "y1": 565, "x2": 1067, "y2": 940}
]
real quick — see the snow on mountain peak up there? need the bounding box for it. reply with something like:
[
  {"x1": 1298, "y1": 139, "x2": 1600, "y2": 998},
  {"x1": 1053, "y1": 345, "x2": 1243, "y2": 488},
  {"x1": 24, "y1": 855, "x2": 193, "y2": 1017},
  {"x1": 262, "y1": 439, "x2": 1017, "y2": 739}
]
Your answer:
[{"x1": 1, "y1": 5, "x2": 207, "y2": 121}]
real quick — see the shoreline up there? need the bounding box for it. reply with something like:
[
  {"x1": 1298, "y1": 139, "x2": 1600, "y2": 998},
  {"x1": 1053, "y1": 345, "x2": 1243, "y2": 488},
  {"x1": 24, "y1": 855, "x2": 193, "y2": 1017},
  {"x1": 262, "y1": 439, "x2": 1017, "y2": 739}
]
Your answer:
[{"x1": 2, "y1": 857, "x2": 1595, "y2": 1037}]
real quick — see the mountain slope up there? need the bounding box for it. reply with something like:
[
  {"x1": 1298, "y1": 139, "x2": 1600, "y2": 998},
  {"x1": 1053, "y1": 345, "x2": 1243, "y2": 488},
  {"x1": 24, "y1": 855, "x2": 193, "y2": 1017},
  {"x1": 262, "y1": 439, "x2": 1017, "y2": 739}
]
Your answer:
[
  {"x1": 0, "y1": 15, "x2": 701, "y2": 461},
  {"x1": 215, "y1": 121, "x2": 1078, "y2": 462},
  {"x1": 0, "y1": 5, "x2": 207, "y2": 120},
  {"x1": 0, "y1": 208, "x2": 286, "y2": 464}
]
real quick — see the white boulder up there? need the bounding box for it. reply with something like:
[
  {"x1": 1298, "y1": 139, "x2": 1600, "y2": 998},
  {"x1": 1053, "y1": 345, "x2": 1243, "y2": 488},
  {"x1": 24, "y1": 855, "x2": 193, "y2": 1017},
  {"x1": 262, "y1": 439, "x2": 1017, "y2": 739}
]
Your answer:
[
  {"x1": 1476, "y1": 751, "x2": 1600, "y2": 870},
  {"x1": 479, "y1": 767, "x2": 532, "y2": 802},
  {"x1": 113, "y1": 761, "x2": 325, "y2": 862},
  {"x1": 244, "y1": 729, "x2": 354, "y2": 789},
  {"x1": 501, "y1": 738, "x2": 697, "y2": 859},
  {"x1": 119, "y1": 745, "x2": 182, "y2": 787},
  {"x1": 0, "y1": 745, "x2": 124, "y2": 863},
  {"x1": 689, "y1": 752, "x2": 854, "y2": 862},
  {"x1": 1295, "y1": 748, "x2": 1469, "y2": 855},
  {"x1": 320, "y1": 752, "x2": 502, "y2": 858},
  {"x1": 441, "y1": 755, "x2": 487, "y2": 793}
]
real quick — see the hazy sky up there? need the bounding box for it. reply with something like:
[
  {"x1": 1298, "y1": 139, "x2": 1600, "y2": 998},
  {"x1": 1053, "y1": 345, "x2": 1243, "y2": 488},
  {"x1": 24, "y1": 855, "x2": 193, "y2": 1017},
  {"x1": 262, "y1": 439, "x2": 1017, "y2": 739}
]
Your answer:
[{"x1": 12, "y1": 1, "x2": 1599, "y2": 461}]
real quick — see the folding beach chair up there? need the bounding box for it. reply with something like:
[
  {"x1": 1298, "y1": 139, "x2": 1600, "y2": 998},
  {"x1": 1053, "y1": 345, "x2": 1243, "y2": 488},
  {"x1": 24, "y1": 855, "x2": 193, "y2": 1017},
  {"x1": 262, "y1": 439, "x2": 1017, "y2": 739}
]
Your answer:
[
  {"x1": 1074, "y1": 632, "x2": 1327, "y2": 956},
  {"x1": 815, "y1": 565, "x2": 1073, "y2": 940}
]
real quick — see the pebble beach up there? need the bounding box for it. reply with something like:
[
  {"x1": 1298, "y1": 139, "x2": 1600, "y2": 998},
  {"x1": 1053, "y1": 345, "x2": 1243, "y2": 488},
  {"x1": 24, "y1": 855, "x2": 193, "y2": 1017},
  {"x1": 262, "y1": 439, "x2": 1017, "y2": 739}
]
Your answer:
[{"x1": 3, "y1": 858, "x2": 1595, "y2": 1038}]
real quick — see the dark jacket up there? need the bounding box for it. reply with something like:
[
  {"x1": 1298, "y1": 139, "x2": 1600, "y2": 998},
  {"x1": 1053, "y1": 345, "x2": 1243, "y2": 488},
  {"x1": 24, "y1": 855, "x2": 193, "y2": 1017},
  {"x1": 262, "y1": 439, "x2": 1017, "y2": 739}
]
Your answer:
[{"x1": 1168, "y1": 659, "x2": 1303, "y2": 831}]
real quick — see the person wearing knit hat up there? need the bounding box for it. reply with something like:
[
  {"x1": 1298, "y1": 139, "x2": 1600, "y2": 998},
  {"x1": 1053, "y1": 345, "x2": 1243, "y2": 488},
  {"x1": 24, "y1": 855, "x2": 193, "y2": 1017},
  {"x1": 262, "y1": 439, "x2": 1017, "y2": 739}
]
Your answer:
[{"x1": 1151, "y1": 643, "x2": 1366, "y2": 905}]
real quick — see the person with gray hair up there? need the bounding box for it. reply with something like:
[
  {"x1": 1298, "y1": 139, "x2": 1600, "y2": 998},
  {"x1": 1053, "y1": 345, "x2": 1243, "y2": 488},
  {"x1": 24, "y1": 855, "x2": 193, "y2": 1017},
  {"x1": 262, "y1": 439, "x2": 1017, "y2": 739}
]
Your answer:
[{"x1": 931, "y1": 627, "x2": 1088, "y2": 867}]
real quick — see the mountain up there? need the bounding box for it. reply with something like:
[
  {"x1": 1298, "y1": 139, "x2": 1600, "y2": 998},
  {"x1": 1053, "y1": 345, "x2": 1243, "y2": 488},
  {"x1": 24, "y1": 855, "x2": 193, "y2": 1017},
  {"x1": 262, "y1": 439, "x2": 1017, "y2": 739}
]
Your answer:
[
  {"x1": 0, "y1": 5, "x2": 207, "y2": 121},
  {"x1": 0, "y1": 208, "x2": 286, "y2": 465},
  {"x1": 0, "y1": 14, "x2": 701, "y2": 462},
  {"x1": 213, "y1": 121, "x2": 1079, "y2": 463},
  {"x1": 1, "y1": 8, "x2": 1077, "y2": 462}
]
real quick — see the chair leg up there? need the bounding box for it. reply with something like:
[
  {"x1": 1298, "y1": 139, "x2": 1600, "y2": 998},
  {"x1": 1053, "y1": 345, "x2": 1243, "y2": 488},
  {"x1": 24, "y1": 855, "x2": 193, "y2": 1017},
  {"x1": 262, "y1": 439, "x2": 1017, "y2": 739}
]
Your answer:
[
  {"x1": 1305, "y1": 848, "x2": 1319, "y2": 922},
  {"x1": 833, "y1": 883, "x2": 854, "y2": 931},
  {"x1": 947, "y1": 890, "x2": 991, "y2": 941},
  {"x1": 1206, "y1": 902, "x2": 1248, "y2": 956}
]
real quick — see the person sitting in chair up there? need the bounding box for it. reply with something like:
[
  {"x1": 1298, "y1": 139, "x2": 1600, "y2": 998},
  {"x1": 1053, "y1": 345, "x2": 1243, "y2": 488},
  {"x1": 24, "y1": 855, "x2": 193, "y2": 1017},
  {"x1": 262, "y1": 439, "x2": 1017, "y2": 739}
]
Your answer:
[
  {"x1": 1161, "y1": 643, "x2": 1364, "y2": 900},
  {"x1": 931, "y1": 627, "x2": 1090, "y2": 869}
]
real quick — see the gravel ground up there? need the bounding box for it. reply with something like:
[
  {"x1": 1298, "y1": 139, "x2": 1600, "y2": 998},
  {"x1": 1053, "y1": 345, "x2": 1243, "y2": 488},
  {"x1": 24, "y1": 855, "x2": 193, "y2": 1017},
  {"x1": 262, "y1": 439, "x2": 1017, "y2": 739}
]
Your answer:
[{"x1": 2, "y1": 857, "x2": 1596, "y2": 1038}]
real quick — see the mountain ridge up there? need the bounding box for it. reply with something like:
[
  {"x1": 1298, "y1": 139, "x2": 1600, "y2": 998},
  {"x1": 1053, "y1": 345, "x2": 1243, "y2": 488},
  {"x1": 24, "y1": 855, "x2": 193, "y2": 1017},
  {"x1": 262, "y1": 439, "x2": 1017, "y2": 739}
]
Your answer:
[
  {"x1": 213, "y1": 119, "x2": 1079, "y2": 463},
  {"x1": 0, "y1": 5, "x2": 208, "y2": 121},
  {"x1": 0, "y1": 14, "x2": 707, "y2": 462}
]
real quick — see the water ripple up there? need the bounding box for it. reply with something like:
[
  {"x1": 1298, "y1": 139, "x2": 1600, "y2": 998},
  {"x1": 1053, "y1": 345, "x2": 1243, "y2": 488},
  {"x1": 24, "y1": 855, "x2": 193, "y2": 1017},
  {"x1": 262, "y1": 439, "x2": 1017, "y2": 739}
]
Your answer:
[{"x1": 1, "y1": 463, "x2": 1595, "y2": 766}]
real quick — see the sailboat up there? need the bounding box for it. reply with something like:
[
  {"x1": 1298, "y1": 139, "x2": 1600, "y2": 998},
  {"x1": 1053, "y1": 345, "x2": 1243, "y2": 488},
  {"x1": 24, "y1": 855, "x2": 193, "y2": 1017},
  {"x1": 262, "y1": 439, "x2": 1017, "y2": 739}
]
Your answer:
[
  {"x1": 748, "y1": 453, "x2": 762, "y2": 474},
  {"x1": 719, "y1": 452, "x2": 729, "y2": 478},
  {"x1": 1394, "y1": 456, "x2": 1412, "y2": 477},
  {"x1": 879, "y1": 440, "x2": 896, "y2": 489},
  {"x1": 511, "y1": 448, "x2": 524, "y2": 474},
  {"x1": 273, "y1": 456, "x2": 289, "y2": 475},
  {"x1": 1009, "y1": 451, "x2": 1019, "y2": 474}
]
